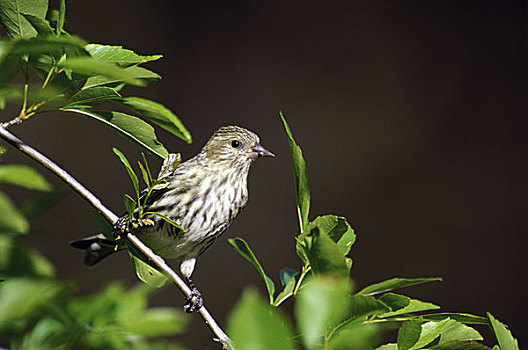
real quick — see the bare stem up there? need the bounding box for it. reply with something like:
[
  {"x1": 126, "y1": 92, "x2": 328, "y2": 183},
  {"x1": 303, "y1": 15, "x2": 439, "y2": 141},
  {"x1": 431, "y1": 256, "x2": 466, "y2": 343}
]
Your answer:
[{"x1": 0, "y1": 125, "x2": 233, "y2": 349}]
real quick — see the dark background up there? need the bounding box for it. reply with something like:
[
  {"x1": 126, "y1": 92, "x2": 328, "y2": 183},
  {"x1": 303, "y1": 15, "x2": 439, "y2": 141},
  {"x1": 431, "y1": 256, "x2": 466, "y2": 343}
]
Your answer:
[{"x1": 2, "y1": 0, "x2": 526, "y2": 348}]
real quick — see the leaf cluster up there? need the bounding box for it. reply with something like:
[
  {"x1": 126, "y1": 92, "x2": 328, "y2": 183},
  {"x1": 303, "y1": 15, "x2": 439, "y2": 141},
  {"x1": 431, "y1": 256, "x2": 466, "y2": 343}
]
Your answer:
[
  {"x1": 225, "y1": 112, "x2": 520, "y2": 350},
  {"x1": 0, "y1": 0, "x2": 191, "y2": 159},
  {"x1": 112, "y1": 149, "x2": 184, "y2": 288},
  {"x1": 0, "y1": 155, "x2": 186, "y2": 350}
]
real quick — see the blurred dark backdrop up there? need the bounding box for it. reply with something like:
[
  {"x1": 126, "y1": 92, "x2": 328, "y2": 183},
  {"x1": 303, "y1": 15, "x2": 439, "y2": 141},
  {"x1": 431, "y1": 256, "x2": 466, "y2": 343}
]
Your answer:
[{"x1": 2, "y1": 0, "x2": 526, "y2": 348}]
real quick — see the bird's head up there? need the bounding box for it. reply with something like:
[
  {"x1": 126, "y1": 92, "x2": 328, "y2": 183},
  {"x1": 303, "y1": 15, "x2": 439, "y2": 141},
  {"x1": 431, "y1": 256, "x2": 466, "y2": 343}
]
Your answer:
[{"x1": 200, "y1": 125, "x2": 274, "y2": 168}]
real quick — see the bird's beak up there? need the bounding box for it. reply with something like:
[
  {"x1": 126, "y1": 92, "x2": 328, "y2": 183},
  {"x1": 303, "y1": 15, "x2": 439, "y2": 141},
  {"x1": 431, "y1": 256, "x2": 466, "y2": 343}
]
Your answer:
[{"x1": 249, "y1": 143, "x2": 275, "y2": 160}]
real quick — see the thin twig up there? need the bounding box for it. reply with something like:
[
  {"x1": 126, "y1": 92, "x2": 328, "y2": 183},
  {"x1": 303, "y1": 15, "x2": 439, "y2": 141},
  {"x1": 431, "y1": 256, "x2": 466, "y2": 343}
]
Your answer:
[{"x1": 0, "y1": 125, "x2": 233, "y2": 349}]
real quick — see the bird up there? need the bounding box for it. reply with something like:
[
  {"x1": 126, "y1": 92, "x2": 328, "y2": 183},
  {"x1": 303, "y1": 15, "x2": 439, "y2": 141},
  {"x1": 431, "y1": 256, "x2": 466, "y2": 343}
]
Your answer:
[{"x1": 71, "y1": 125, "x2": 274, "y2": 312}]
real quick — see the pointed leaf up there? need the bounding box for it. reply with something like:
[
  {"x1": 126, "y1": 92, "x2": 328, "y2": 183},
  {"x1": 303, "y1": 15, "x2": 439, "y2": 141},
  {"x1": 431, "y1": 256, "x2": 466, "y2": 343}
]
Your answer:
[
  {"x1": 227, "y1": 237, "x2": 275, "y2": 303},
  {"x1": 378, "y1": 293, "x2": 440, "y2": 318},
  {"x1": 65, "y1": 109, "x2": 168, "y2": 159},
  {"x1": 8, "y1": 35, "x2": 86, "y2": 56},
  {"x1": 487, "y1": 313, "x2": 519, "y2": 350},
  {"x1": 64, "y1": 86, "x2": 121, "y2": 108},
  {"x1": 21, "y1": 13, "x2": 54, "y2": 36},
  {"x1": 429, "y1": 341, "x2": 493, "y2": 350},
  {"x1": 0, "y1": 164, "x2": 51, "y2": 191},
  {"x1": 85, "y1": 44, "x2": 162, "y2": 66},
  {"x1": 112, "y1": 147, "x2": 139, "y2": 195},
  {"x1": 280, "y1": 111, "x2": 310, "y2": 231},
  {"x1": 0, "y1": 236, "x2": 55, "y2": 278},
  {"x1": 83, "y1": 65, "x2": 160, "y2": 88},
  {"x1": 138, "y1": 161, "x2": 150, "y2": 187},
  {"x1": 280, "y1": 268, "x2": 298, "y2": 287},
  {"x1": 437, "y1": 319, "x2": 483, "y2": 343},
  {"x1": 228, "y1": 288, "x2": 295, "y2": 350},
  {"x1": 129, "y1": 251, "x2": 167, "y2": 288},
  {"x1": 299, "y1": 223, "x2": 350, "y2": 278},
  {"x1": 0, "y1": 0, "x2": 48, "y2": 38},
  {"x1": 420, "y1": 313, "x2": 489, "y2": 325},
  {"x1": 358, "y1": 277, "x2": 442, "y2": 296},
  {"x1": 123, "y1": 194, "x2": 136, "y2": 217},
  {"x1": 398, "y1": 318, "x2": 452, "y2": 350},
  {"x1": 0, "y1": 191, "x2": 29, "y2": 234},
  {"x1": 57, "y1": 0, "x2": 65, "y2": 35},
  {"x1": 306, "y1": 215, "x2": 356, "y2": 255},
  {"x1": 0, "y1": 278, "x2": 63, "y2": 329},
  {"x1": 296, "y1": 277, "x2": 385, "y2": 349},
  {"x1": 145, "y1": 212, "x2": 183, "y2": 231},
  {"x1": 58, "y1": 57, "x2": 144, "y2": 86},
  {"x1": 120, "y1": 307, "x2": 186, "y2": 336},
  {"x1": 273, "y1": 270, "x2": 299, "y2": 307},
  {"x1": 118, "y1": 96, "x2": 192, "y2": 143}
]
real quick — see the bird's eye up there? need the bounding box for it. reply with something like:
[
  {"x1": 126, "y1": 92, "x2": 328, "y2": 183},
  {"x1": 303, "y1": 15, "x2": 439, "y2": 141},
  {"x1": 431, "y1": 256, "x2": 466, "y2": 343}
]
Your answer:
[{"x1": 231, "y1": 140, "x2": 240, "y2": 148}]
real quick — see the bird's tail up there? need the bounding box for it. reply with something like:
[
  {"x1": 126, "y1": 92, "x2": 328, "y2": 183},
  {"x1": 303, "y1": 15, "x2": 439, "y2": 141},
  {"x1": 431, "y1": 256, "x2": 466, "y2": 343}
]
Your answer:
[{"x1": 70, "y1": 234, "x2": 122, "y2": 266}]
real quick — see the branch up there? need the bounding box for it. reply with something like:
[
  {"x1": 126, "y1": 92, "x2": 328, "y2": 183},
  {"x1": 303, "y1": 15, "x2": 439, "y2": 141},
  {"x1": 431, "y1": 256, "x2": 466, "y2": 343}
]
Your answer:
[{"x1": 0, "y1": 125, "x2": 233, "y2": 349}]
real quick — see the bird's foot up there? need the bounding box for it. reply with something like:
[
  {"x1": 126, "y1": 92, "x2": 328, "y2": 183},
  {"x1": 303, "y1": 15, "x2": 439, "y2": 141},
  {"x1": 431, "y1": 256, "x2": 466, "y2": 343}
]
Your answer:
[
  {"x1": 113, "y1": 216, "x2": 131, "y2": 240},
  {"x1": 184, "y1": 277, "x2": 203, "y2": 313}
]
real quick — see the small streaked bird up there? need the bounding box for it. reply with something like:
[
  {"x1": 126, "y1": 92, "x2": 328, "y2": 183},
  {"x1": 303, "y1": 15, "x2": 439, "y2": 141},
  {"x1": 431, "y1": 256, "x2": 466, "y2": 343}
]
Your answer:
[{"x1": 71, "y1": 125, "x2": 274, "y2": 312}]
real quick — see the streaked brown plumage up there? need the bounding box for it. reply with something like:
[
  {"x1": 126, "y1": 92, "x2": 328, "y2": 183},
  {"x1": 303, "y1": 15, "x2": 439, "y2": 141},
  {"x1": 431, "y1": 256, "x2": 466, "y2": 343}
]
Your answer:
[{"x1": 71, "y1": 125, "x2": 274, "y2": 311}]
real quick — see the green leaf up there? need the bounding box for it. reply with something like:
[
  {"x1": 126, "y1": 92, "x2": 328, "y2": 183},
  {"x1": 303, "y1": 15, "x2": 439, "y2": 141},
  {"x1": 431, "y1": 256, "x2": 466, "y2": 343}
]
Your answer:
[
  {"x1": 327, "y1": 322, "x2": 382, "y2": 350},
  {"x1": 295, "y1": 277, "x2": 384, "y2": 349},
  {"x1": 397, "y1": 319, "x2": 426, "y2": 350},
  {"x1": 120, "y1": 307, "x2": 186, "y2": 337},
  {"x1": 0, "y1": 85, "x2": 64, "y2": 105},
  {"x1": 398, "y1": 318, "x2": 451, "y2": 350},
  {"x1": 306, "y1": 215, "x2": 356, "y2": 255},
  {"x1": 83, "y1": 65, "x2": 160, "y2": 89},
  {"x1": 228, "y1": 288, "x2": 295, "y2": 350},
  {"x1": 85, "y1": 44, "x2": 162, "y2": 66},
  {"x1": 378, "y1": 293, "x2": 440, "y2": 318},
  {"x1": 8, "y1": 35, "x2": 86, "y2": 56},
  {"x1": 419, "y1": 313, "x2": 489, "y2": 326},
  {"x1": 227, "y1": 237, "x2": 275, "y2": 304},
  {"x1": 129, "y1": 251, "x2": 167, "y2": 288},
  {"x1": 112, "y1": 148, "x2": 139, "y2": 196},
  {"x1": 357, "y1": 277, "x2": 443, "y2": 296},
  {"x1": 273, "y1": 270, "x2": 299, "y2": 307},
  {"x1": 21, "y1": 13, "x2": 54, "y2": 36},
  {"x1": 118, "y1": 97, "x2": 192, "y2": 144},
  {"x1": 0, "y1": 191, "x2": 29, "y2": 234},
  {"x1": 429, "y1": 341, "x2": 493, "y2": 350},
  {"x1": 280, "y1": 111, "x2": 310, "y2": 231},
  {"x1": 138, "y1": 161, "x2": 150, "y2": 187},
  {"x1": 0, "y1": 236, "x2": 55, "y2": 278},
  {"x1": 0, "y1": 164, "x2": 51, "y2": 190},
  {"x1": 21, "y1": 318, "x2": 69, "y2": 350},
  {"x1": 64, "y1": 109, "x2": 168, "y2": 159},
  {"x1": 0, "y1": 278, "x2": 63, "y2": 329},
  {"x1": 57, "y1": 0, "x2": 65, "y2": 35},
  {"x1": 279, "y1": 268, "x2": 298, "y2": 287},
  {"x1": 437, "y1": 319, "x2": 483, "y2": 343},
  {"x1": 63, "y1": 86, "x2": 121, "y2": 108},
  {"x1": 58, "y1": 57, "x2": 144, "y2": 86},
  {"x1": 93, "y1": 210, "x2": 114, "y2": 240},
  {"x1": 0, "y1": 0, "x2": 48, "y2": 38},
  {"x1": 487, "y1": 313, "x2": 519, "y2": 350},
  {"x1": 145, "y1": 212, "x2": 183, "y2": 231},
  {"x1": 298, "y1": 223, "x2": 350, "y2": 278},
  {"x1": 376, "y1": 344, "x2": 398, "y2": 350},
  {"x1": 123, "y1": 194, "x2": 136, "y2": 217}
]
